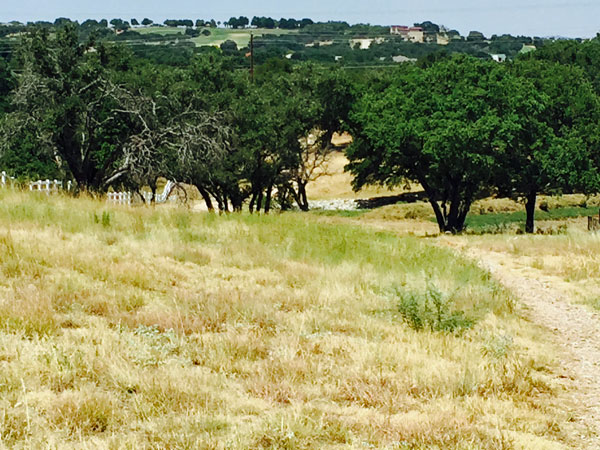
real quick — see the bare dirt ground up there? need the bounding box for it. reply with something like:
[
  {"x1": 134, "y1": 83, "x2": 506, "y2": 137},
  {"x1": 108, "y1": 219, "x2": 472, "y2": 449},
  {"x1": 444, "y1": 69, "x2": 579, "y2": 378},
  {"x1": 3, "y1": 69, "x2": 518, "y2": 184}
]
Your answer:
[{"x1": 443, "y1": 240, "x2": 600, "y2": 449}]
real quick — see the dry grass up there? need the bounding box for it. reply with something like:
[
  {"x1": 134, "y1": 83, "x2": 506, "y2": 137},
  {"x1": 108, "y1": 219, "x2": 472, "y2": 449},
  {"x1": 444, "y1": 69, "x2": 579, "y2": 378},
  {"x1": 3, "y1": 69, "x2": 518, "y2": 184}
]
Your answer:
[
  {"x1": 457, "y1": 225, "x2": 600, "y2": 311},
  {"x1": 306, "y1": 152, "x2": 415, "y2": 200},
  {"x1": 0, "y1": 189, "x2": 579, "y2": 449}
]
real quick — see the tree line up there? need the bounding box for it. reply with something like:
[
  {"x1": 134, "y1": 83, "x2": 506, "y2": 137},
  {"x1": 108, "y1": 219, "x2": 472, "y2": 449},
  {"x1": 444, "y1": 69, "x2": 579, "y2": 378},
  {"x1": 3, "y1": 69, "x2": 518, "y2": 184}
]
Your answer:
[
  {"x1": 0, "y1": 25, "x2": 352, "y2": 214},
  {"x1": 1, "y1": 24, "x2": 600, "y2": 233}
]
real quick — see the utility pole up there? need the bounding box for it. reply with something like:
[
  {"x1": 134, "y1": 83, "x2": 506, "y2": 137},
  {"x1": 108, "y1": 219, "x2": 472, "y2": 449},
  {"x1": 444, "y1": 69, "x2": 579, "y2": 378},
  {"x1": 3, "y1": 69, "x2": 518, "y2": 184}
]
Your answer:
[{"x1": 250, "y1": 32, "x2": 255, "y2": 83}]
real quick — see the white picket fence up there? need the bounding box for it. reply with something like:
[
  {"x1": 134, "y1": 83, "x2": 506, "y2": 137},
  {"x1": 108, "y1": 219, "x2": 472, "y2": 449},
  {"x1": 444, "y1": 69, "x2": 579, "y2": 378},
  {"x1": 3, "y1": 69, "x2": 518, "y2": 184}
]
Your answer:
[
  {"x1": 107, "y1": 192, "x2": 133, "y2": 205},
  {"x1": 141, "y1": 180, "x2": 176, "y2": 204},
  {"x1": 1, "y1": 170, "x2": 177, "y2": 206},
  {"x1": 29, "y1": 179, "x2": 73, "y2": 193},
  {"x1": 108, "y1": 181, "x2": 178, "y2": 206},
  {"x1": 1, "y1": 171, "x2": 73, "y2": 193},
  {"x1": 0, "y1": 171, "x2": 13, "y2": 186}
]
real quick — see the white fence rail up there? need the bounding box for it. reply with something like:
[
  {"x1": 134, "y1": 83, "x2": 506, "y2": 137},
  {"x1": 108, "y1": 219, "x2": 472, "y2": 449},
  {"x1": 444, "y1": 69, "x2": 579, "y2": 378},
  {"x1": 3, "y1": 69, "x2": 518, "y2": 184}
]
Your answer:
[
  {"x1": 107, "y1": 192, "x2": 132, "y2": 205},
  {"x1": 1, "y1": 171, "x2": 14, "y2": 186},
  {"x1": 108, "y1": 181, "x2": 178, "y2": 206},
  {"x1": 1, "y1": 170, "x2": 177, "y2": 206},
  {"x1": 1, "y1": 171, "x2": 73, "y2": 194},
  {"x1": 29, "y1": 179, "x2": 73, "y2": 193},
  {"x1": 139, "y1": 180, "x2": 177, "y2": 205}
]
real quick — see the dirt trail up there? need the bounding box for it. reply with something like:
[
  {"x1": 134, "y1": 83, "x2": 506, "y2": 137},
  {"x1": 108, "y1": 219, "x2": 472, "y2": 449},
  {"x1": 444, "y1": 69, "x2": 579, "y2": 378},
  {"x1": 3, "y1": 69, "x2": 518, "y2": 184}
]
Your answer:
[{"x1": 457, "y1": 245, "x2": 600, "y2": 448}]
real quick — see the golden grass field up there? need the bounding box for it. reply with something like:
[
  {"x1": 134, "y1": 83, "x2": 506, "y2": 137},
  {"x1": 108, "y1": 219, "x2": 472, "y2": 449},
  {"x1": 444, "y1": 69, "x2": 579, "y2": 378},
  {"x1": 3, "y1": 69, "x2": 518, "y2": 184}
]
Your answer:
[
  {"x1": 0, "y1": 189, "x2": 585, "y2": 449},
  {"x1": 456, "y1": 230, "x2": 600, "y2": 312},
  {"x1": 306, "y1": 152, "x2": 411, "y2": 200}
]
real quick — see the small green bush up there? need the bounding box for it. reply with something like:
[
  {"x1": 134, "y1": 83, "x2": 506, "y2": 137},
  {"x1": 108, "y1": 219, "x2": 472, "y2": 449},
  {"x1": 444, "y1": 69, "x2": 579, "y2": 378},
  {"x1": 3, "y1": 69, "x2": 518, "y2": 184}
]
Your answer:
[
  {"x1": 396, "y1": 284, "x2": 473, "y2": 333},
  {"x1": 93, "y1": 211, "x2": 111, "y2": 228},
  {"x1": 102, "y1": 211, "x2": 111, "y2": 228}
]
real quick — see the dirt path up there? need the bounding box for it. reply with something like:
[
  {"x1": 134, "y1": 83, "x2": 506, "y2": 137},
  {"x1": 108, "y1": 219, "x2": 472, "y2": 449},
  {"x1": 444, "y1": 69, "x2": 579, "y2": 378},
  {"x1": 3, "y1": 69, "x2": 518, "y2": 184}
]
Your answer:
[{"x1": 456, "y1": 245, "x2": 600, "y2": 448}]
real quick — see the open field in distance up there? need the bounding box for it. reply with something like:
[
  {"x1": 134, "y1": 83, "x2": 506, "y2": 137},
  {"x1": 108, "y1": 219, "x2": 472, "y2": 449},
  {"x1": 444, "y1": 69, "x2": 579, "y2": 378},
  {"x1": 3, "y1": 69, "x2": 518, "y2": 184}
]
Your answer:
[{"x1": 135, "y1": 26, "x2": 298, "y2": 47}]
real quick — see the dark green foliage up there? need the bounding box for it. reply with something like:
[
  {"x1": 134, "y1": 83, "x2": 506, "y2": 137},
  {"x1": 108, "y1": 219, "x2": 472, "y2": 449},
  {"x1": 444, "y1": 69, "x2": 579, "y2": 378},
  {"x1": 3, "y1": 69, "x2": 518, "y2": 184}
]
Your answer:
[
  {"x1": 346, "y1": 56, "x2": 503, "y2": 233},
  {"x1": 414, "y1": 21, "x2": 439, "y2": 33},
  {"x1": 1, "y1": 18, "x2": 600, "y2": 229},
  {"x1": 2, "y1": 25, "x2": 136, "y2": 189},
  {"x1": 493, "y1": 59, "x2": 600, "y2": 232},
  {"x1": 0, "y1": 58, "x2": 13, "y2": 114},
  {"x1": 467, "y1": 31, "x2": 486, "y2": 41},
  {"x1": 251, "y1": 17, "x2": 276, "y2": 29},
  {"x1": 164, "y1": 19, "x2": 194, "y2": 28},
  {"x1": 220, "y1": 40, "x2": 238, "y2": 54},
  {"x1": 110, "y1": 19, "x2": 130, "y2": 31},
  {"x1": 225, "y1": 17, "x2": 249, "y2": 29},
  {"x1": 345, "y1": 53, "x2": 600, "y2": 233}
]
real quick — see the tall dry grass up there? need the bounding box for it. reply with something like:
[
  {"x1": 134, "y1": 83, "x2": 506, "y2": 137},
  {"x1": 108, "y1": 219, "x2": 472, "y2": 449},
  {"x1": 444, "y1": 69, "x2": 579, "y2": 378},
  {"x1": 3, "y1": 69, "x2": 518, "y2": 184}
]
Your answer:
[
  {"x1": 463, "y1": 229, "x2": 600, "y2": 311},
  {"x1": 0, "y1": 190, "x2": 579, "y2": 449}
]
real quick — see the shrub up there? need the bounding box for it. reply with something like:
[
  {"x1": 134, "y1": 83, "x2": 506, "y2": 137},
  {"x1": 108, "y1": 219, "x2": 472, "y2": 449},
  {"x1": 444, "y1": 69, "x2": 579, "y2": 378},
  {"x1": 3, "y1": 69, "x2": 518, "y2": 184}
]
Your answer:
[{"x1": 396, "y1": 284, "x2": 473, "y2": 333}]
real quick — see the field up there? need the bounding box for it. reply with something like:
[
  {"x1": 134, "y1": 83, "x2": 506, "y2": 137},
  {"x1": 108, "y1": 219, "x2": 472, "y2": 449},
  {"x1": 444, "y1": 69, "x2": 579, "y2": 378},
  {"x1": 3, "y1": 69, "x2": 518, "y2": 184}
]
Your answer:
[
  {"x1": 135, "y1": 26, "x2": 298, "y2": 47},
  {"x1": 455, "y1": 231, "x2": 600, "y2": 311},
  {"x1": 0, "y1": 189, "x2": 582, "y2": 449}
]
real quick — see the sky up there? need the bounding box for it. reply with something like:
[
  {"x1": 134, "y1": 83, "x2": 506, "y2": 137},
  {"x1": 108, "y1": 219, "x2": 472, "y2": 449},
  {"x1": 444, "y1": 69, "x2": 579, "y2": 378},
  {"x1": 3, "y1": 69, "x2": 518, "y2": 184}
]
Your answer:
[{"x1": 1, "y1": 0, "x2": 599, "y2": 38}]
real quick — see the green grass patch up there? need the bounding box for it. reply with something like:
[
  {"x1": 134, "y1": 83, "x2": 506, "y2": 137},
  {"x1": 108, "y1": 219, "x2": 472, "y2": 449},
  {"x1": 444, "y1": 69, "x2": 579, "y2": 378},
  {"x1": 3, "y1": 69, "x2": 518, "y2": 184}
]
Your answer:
[
  {"x1": 309, "y1": 209, "x2": 370, "y2": 218},
  {"x1": 130, "y1": 26, "x2": 298, "y2": 47},
  {"x1": 465, "y1": 206, "x2": 599, "y2": 232},
  {"x1": 135, "y1": 26, "x2": 186, "y2": 36}
]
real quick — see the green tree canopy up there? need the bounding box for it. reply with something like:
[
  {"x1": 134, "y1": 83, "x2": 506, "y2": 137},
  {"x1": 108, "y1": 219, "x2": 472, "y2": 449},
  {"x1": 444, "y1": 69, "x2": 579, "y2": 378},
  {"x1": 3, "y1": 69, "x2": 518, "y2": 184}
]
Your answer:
[
  {"x1": 346, "y1": 56, "x2": 503, "y2": 233},
  {"x1": 494, "y1": 59, "x2": 600, "y2": 232}
]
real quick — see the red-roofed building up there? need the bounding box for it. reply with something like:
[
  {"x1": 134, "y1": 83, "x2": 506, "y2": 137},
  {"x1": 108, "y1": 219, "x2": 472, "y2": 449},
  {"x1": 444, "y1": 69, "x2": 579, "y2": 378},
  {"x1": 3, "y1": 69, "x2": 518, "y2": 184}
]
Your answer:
[{"x1": 390, "y1": 26, "x2": 424, "y2": 43}]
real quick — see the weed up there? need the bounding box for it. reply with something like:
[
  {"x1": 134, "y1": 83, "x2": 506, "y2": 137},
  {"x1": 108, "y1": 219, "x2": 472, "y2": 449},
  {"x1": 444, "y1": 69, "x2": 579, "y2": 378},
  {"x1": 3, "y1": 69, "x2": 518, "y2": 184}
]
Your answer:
[{"x1": 396, "y1": 284, "x2": 473, "y2": 333}]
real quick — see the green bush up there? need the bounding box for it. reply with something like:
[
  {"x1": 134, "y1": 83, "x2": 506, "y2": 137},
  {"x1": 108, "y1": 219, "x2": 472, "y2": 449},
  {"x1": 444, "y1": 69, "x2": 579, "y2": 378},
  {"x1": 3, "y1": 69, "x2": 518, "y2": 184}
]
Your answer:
[{"x1": 396, "y1": 284, "x2": 473, "y2": 333}]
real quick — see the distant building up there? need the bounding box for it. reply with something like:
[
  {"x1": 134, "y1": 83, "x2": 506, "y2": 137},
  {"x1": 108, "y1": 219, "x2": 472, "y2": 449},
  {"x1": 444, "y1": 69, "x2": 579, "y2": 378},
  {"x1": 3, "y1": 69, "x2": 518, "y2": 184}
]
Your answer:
[
  {"x1": 392, "y1": 55, "x2": 417, "y2": 63},
  {"x1": 491, "y1": 54, "x2": 507, "y2": 63},
  {"x1": 390, "y1": 26, "x2": 424, "y2": 43},
  {"x1": 436, "y1": 33, "x2": 450, "y2": 45},
  {"x1": 408, "y1": 28, "x2": 424, "y2": 43}
]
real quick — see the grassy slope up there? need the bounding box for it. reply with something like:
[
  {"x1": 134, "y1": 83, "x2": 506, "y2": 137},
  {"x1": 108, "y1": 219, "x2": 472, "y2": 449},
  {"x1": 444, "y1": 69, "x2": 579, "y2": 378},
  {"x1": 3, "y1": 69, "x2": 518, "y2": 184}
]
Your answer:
[
  {"x1": 461, "y1": 231, "x2": 600, "y2": 312},
  {"x1": 307, "y1": 152, "x2": 415, "y2": 200},
  {"x1": 0, "y1": 190, "x2": 576, "y2": 449},
  {"x1": 135, "y1": 26, "x2": 297, "y2": 47}
]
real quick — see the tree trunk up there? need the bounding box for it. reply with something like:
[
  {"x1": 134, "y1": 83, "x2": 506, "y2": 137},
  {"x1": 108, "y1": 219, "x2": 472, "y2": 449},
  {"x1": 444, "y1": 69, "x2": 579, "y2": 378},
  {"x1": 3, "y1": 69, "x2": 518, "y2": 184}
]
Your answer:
[
  {"x1": 197, "y1": 186, "x2": 214, "y2": 212},
  {"x1": 264, "y1": 183, "x2": 274, "y2": 213},
  {"x1": 297, "y1": 182, "x2": 309, "y2": 212},
  {"x1": 428, "y1": 199, "x2": 447, "y2": 233},
  {"x1": 525, "y1": 190, "x2": 537, "y2": 234},
  {"x1": 149, "y1": 179, "x2": 157, "y2": 205},
  {"x1": 256, "y1": 190, "x2": 264, "y2": 213},
  {"x1": 249, "y1": 192, "x2": 257, "y2": 213},
  {"x1": 428, "y1": 198, "x2": 469, "y2": 234},
  {"x1": 231, "y1": 197, "x2": 243, "y2": 212}
]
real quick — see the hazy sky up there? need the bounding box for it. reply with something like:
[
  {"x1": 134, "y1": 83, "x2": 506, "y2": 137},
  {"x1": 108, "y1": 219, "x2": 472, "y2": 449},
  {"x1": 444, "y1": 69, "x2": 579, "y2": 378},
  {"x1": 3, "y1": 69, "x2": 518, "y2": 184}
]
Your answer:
[{"x1": 2, "y1": 1, "x2": 599, "y2": 38}]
